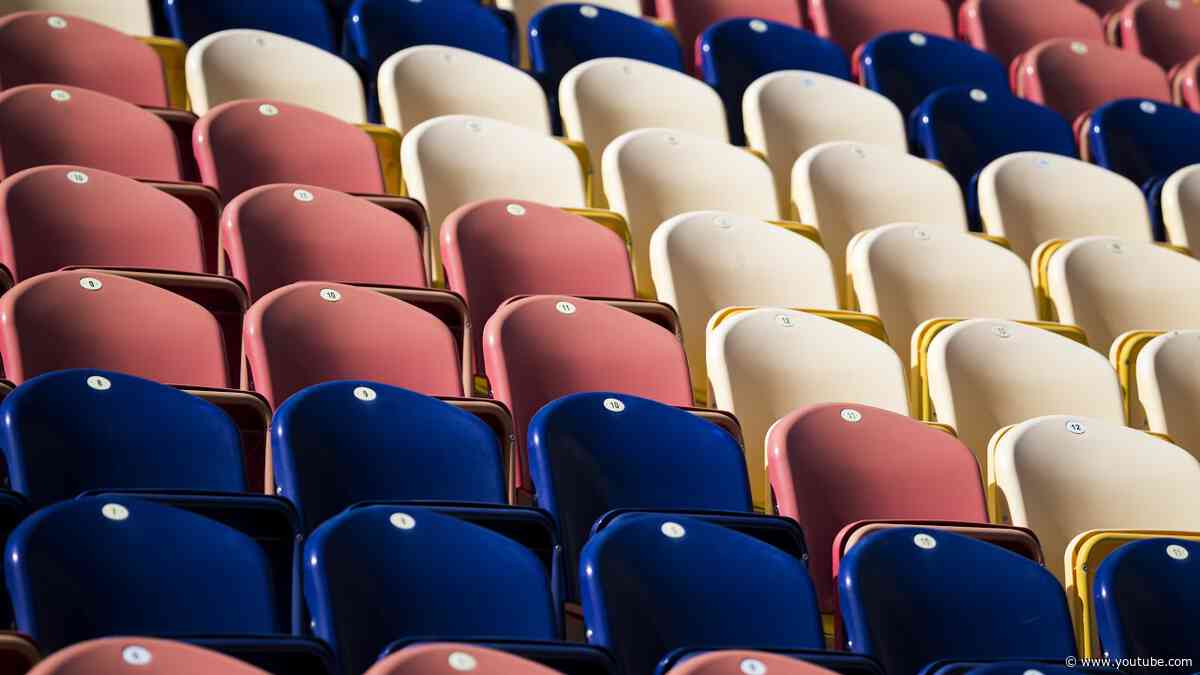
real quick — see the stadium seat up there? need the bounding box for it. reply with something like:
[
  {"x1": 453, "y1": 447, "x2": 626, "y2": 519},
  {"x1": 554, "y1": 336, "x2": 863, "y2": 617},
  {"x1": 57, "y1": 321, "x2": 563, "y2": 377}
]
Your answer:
[
  {"x1": 441, "y1": 198, "x2": 636, "y2": 373},
  {"x1": 1136, "y1": 329, "x2": 1200, "y2": 456},
  {"x1": 367, "y1": 643, "x2": 564, "y2": 675},
  {"x1": 708, "y1": 308, "x2": 909, "y2": 507},
  {"x1": 185, "y1": 29, "x2": 366, "y2": 123},
  {"x1": 304, "y1": 505, "x2": 560, "y2": 675},
  {"x1": 8, "y1": 497, "x2": 284, "y2": 653},
  {"x1": 665, "y1": 651, "x2": 842, "y2": 675},
  {"x1": 603, "y1": 128, "x2": 779, "y2": 294},
  {"x1": 793, "y1": 141, "x2": 968, "y2": 288},
  {"x1": 661, "y1": 649, "x2": 886, "y2": 675},
  {"x1": 839, "y1": 527, "x2": 1076, "y2": 674},
  {"x1": 162, "y1": 0, "x2": 335, "y2": 51},
  {"x1": 1094, "y1": 537, "x2": 1200, "y2": 668},
  {"x1": 500, "y1": 0, "x2": 641, "y2": 68},
  {"x1": 483, "y1": 295, "x2": 693, "y2": 493},
  {"x1": 0, "y1": 84, "x2": 181, "y2": 181},
  {"x1": 957, "y1": 0, "x2": 1104, "y2": 70},
  {"x1": 580, "y1": 513, "x2": 824, "y2": 675},
  {"x1": 744, "y1": 71, "x2": 906, "y2": 212},
  {"x1": 194, "y1": 99, "x2": 385, "y2": 201},
  {"x1": 1171, "y1": 54, "x2": 1200, "y2": 112},
  {"x1": 654, "y1": 0, "x2": 803, "y2": 75},
  {"x1": 859, "y1": 31, "x2": 1009, "y2": 122},
  {"x1": 810, "y1": 0, "x2": 954, "y2": 56},
  {"x1": 650, "y1": 211, "x2": 837, "y2": 399},
  {"x1": 847, "y1": 223, "x2": 1038, "y2": 359},
  {"x1": 0, "y1": 11, "x2": 168, "y2": 107},
  {"x1": 0, "y1": 0, "x2": 152, "y2": 35},
  {"x1": 1080, "y1": 0, "x2": 1132, "y2": 16},
  {"x1": 977, "y1": 152, "x2": 1154, "y2": 261},
  {"x1": 698, "y1": 19, "x2": 851, "y2": 145},
  {"x1": 1162, "y1": 164, "x2": 1200, "y2": 247},
  {"x1": 273, "y1": 381, "x2": 506, "y2": 533},
  {"x1": 935, "y1": 663, "x2": 1115, "y2": 675},
  {"x1": 926, "y1": 319, "x2": 1124, "y2": 463},
  {"x1": 379, "y1": 45, "x2": 550, "y2": 135},
  {"x1": 243, "y1": 282, "x2": 465, "y2": 408},
  {"x1": 0, "y1": 635, "x2": 37, "y2": 674},
  {"x1": 221, "y1": 183, "x2": 427, "y2": 303},
  {"x1": 990, "y1": 415, "x2": 1200, "y2": 584},
  {"x1": 1118, "y1": 0, "x2": 1200, "y2": 72},
  {"x1": 26, "y1": 637, "x2": 271, "y2": 675}
]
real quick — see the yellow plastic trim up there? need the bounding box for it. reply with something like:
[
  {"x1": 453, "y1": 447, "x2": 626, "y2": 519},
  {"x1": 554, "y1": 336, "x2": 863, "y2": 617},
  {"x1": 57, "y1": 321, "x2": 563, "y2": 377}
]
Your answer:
[
  {"x1": 985, "y1": 423, "x2": 1017, "y2": 523},
  {"x1": 1159, "y1": 242, "x2": 1192, "y2": 257},
  {"x1": 1031, "y1": 238, "x2": 1069, "y2": 321},
  {"x1": 1109, "y1": 329, "x2": 1164, "y2": 425},
  {"x1": 138, "y1": 36, "x2": 189, "y2": 110},
  {"x1": 708, "y1": 306, "x2": 888, "y2": 344},
  {"x1": 971, "y1": 232, "x2": 1011, "y2": 249},
  {"x1": 564, "y1": 208, "x2": 646, "y2": 296},
  {"x1": 556, "y1": 137, "x2": 595, "y2": 208},
  {"x1": 769, "y1": 220, "x2": 823, "y2": 248},
  {"x1": 922, "y1": 421, "x2": 958, "y2": 436},
  {"x1": 356, "y1": 124, "x2": 405, "y2": 196}
]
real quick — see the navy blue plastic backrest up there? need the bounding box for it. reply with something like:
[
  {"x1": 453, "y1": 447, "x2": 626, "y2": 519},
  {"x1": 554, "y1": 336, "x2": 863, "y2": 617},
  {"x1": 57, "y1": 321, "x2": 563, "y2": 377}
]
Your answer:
[
  {"x1": 273, "y1": 381, "x2": 505, "y2": 532},
  {"x1": 839, "y1": 528, "x2": 1076, "y2": 675},
  {"x1": 0, "y1": 369, "x2": 246, "y2": 509},
  {"x1": 861, "y1": 32, "x2": 1008, "y2": 120},
  {"x1": 699, "y1": 18, "x2": 851, "y2": 145},
  {"x1": 0, "y1": 489, "x2": 27, "y2": 627},
  {"x1": 6, "y1": 496, "x2": 281, "y2": 652},
  {"x1": 1089, "y1": 99, "x2": 1200, "y2": 192},
  {"x1": 304, "y1": 505, "x2": 558, "y2": 675},
  {"x1": 343, "y1": 0, "x2": 514, "y2": 76},
  {"x1": 1094, "y1": 537, "x2": 1200, "y2": 667},
  {"x1": 529, "y1": 392, "x2": 751, "y2": 599},
  {"x1": 580, "y1": 513, "x2": 824, "y2": 675},
  {"x1": 164, "y1": 0, "x2": 337, "y2": 50}
]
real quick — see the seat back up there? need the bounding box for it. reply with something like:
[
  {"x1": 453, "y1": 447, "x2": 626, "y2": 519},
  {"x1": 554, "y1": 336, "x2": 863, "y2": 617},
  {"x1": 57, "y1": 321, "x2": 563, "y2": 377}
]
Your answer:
[
  {"x1": 654, "y1": 0, "x2": 803, "y2": 74},
  {"x1": 27, "y1": 637, "x2": 272, "y2": 675},
  {"x1": 810, "y1": 0, "x2": 954, "y2": 54},
  {"x1": 499, "y1": 0, "x2": 641, "y2": 67},
  {"x1": 366, "y1": 643, "x2": 562, "y2": 675},
  {"x1": 580, "y1": 513, "x2": 824, "y2": 675},
  {"x1": 1088, "y1": 98, "x2": 1200, "y2": 191},
  {"x1": 1138, "y1": 329, "x2": 1200, "y2": 456},
  {"x1": 1161, "y1": 164, "x2": 1200, "y2": 248},
  {"x1": 163, "y1": 0, "x2": 335, "y2": 50},
  {"x1": 0, "y1": 0, "x2": 151, "y2": 34},
  {"x1": 860, "y1": 31, "x2": 1008, "y2": 120},
  {"x1": 1120, "y1": 0, "x2": 1200, "y2": 71},
  {"x1": 958, "y1": 0, "x2": 1104, "y2": 68},
  {"x1": 665, "y1": 651, "x2": 842, "y2": 675},
  {"x1": 1015, "y1": 40, "x2": 1169, "y2": 123}
]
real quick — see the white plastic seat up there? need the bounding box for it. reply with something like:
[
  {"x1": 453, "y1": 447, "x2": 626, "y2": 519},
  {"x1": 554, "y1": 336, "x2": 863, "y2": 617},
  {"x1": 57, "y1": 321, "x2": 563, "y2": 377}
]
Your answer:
[
  {"x1": 1138, "y1": 329, "x2": 1200, "y2": 455},
  {"x1": 1160, "y1": 164, "x2": 1200, "y2": 249},
  {"x1": 0, "y1": 0, "x2": 152, "y2": 34}
]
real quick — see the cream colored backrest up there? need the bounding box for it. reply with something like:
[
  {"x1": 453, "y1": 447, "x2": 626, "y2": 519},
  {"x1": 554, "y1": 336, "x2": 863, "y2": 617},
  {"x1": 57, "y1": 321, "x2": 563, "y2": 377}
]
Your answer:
[
  {"x1": 0, "y1": 0, "x2": 151, "y2": 33},
  {"x1": 561, "y1": 57, "x2": 727, "y2": 206},
  {"x1": 978, "y1": 152, "x2": 1153, "y2": 262},
  {"x1": 745, "y1": 71, "x2": 906, "y2": 217},
  {"x1": 1047, "y1": 237, "x2": 1200, "y2": 351},
  {"x1": 993, "y1": 414, "x2": 1200, "y2": 582},
  {"x1": 1161, "y1": 164, "x2": 1200, "y2": 249},
  {"x1": 849, "y1": 224, "x2": 1038, "y2": 357},
  {"x1": 707, "y1": 307, "x2": 909, "y2": 508},
  {"x1": 604, "y1": 128, "x2": 779, "y2": 295},
  {"x1": 651, "y1": 211, "x2": 839, "y2": 397},
  {"x1": 498, "y1": 0, "x2": 641, "y2": 66},
  {"x1": 792, "y1": 141, "x2": 967, "y2": 292},
  {"x1": 186, "y1": 29, "x2": 366, "y2": 123},
  {"x1": 1138, "y1": 330, "x2": 1200, "y2": 456},
  {"x1": 379, "y1": 46, "x2": 551, "y2": 135},
  {"x1": 928, "y1": 319, "x2": 1125, "y2": 465}
]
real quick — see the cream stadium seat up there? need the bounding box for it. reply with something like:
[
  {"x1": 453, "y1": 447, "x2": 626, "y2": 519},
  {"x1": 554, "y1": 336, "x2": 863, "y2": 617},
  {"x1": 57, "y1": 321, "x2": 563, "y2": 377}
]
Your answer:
[
  {"x1": 603, "y1": 128, "x2": 780, "y2": 295},
  {"x1": 560, "y1": 57, "x2": 727, "y2": 205},
  {"x1": 186, "y1": 29, "x2": 366, "y2": 123},
  {"x1": 707, "y1": 307, "x2": 909, "y2": 508},
  {"x1": 650, "y1": 211, "x2": 839, "y2": 401},
  {"x1": 497, "y1": 0, "x2": 641, "y2": 67},
  {"x1": 977, "y1": 152, "x2": 1154, "y2": 262},
  {"x1": 744, "y1": 71, "x2": 906, "y2": 216},
  {"x1": 1137, "y1": 329, "x2": 1200, "y2": 455},
  {"x1": 0, "y1": 0, "x2": 152, "y2": 34},
  {"x1": 1160, "y1": 164, "x2": 1200, "y2": 249},
  {"x1": 379, "y1": 45, "x2": 551, "y2": 134}
]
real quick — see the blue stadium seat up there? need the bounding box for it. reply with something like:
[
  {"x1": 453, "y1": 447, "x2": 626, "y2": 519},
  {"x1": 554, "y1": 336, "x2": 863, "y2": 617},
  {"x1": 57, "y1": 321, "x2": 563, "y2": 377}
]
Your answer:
[
  {"x1": 187, "y1": 637, "x2": 339, "y2": 675},
  {"x1": 272, "y1": 381, "x2": 506, "y2": 533},
  {"x1": 579, "y1": 513, "x2": 824, "y2": 675},
  {"x1": 1094, "y1": 537, "x2": 1200, "y2": 671},
  {"x1": 839, "y1": 528, "x2": 1076, "y2": 674},
  {"x1": 698, "y1": 18, "x2": 851, "y2": 145},
  {"x1": 163, "y1": 0, "x2": 337, "y2": 50},
  {"x1": 529, "y1": 3, "x2": 683, "y2": 135},
  {"x1": 528, "y1": 392, "x2": 752, "y2": 600},
  {"x1": 860, "y1": 32, "x2": 1009, "y2": 123}
]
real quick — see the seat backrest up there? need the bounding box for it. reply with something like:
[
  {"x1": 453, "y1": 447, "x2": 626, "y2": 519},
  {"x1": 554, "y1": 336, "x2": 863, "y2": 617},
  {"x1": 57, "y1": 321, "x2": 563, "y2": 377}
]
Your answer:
[
  {"x1": 1, "y1": 369, "x2": 245, "y2": 508},
  {"x1": 927, "y1": 319, "x2": 1126, "y2": 462},
  {"x1": 849, "y1": 223, "x2": 1038, "y2": 356},
  {"x1": 860, "y1": 31, "x2": 1009, "y2": 119},
  {"x1": 441, "y1": 198, "x2": 635, "y2": 373},
  {"x1": 1138, "y1": 329, "x2": 1200, "y2": 461},
  {"x1": 839, "y1": 527, "x2": 1076, "y2": 675},
  {"x1": 0, "y1": 11, "x2": 166, "y2": 106},
  {"x1": 1047, "y1": 237, "x2": 1200, "y2": 351},
  {"x1": 380, "y1": 45, "x2": 549, "y2": 135},
  {"x1": 745, "y1": 71, "x2": 906, "y2": 212},
  {"x1": 163, "y1": 0, "x2": 335, "y2": 50},
  {"x1": 978, "y1": 152, "x2": 1154, "y2": 261},
  {"x1": 604, "y1": 128, "x2": 779, "y2": 294},
  {"x1": 0, "y1": 270, "x2": 230, "y2": 386},
  {"x1": 194, "y1": 99, "x2": 384, "y2": 200},
  {"x1": 483, "y1": 295, "x2": 693, "y2": 491},
  {"x1": 273, "y1": 380, "x2": 505, "y2": 533},
  {"x1": 654, "y1": 0, "x2": 803, "y2": 75},
  {"x1": 1015, "y1": 39, "x2": 1169, "y2": 123},
  {"x1": 244, "y1": 282, "x2": 462, "y2": 408},
  {"x1": 222, "y1": 183, "x2": 426, "y2": 303},
  {"x1": 304, "y1": 505, "x2": 558, "y2": 675},
  {"x1": 0, "y1": 84, "x2": 181, "y2": 181},
  {"x1": 993, "y1": 415, "x2": 1200, "y2": 583},
  {"x1": 1120, "y1": 0, "x2": 1200, "y2": 71},
  {"x1": 665, "y1": 651, "x2": 841, "y2": 675},
  {"x1": 499, "y1": 0, "x2": 641, "y2": 67},
  {"x1": 366, "y1": 643, "x2": 562, "y2": 675},
  {"x1": 186, "y1": 29, "x2": 365, "y2": 122},
  {"x1": 1161, "y1": 164, "x2": 1200, "y2": 248},
  {"x1": 793, "y1": 141, "x2": 967, "y2": 284},
  {"x1": 580, "y1": 513, "x2": 824, "y2": 675},
  {"x1": 809, "y1": 0, "x2": 954, "y2": 54},
  {"x1": 1088, "y1": 98, "x2": 1200, "y2": 190},
  {"x1": 27, "y1": 637, "x2": 272, "y2": 675},
  {"x1": 0, "y1": 164, "x2": 206, "y2": 281},
  {"x1": 959, "y1": 0, "x2": 1104, "y2": 68},
  {"x1": 8, "y1": 496, "x2": 282, "y2": 652},
  {"x1": 651, "y1": 211, "x2": 838, "y2": 393},
  {"x1": 0, "y1": 0, "x2": 152, "y2": 34}
]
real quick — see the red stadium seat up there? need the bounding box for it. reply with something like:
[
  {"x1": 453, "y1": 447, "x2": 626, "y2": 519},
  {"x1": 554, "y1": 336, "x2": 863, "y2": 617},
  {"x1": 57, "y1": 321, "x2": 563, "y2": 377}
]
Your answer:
[
  {"x1": 958, "y1": 0, "x2": 1103, "y2": 70},
  {"x1": 654, "y1": 0, "x2": 803, "y2": 74},
  {"x1": 365, "y1": 644, "x2": 562, "y2": 675},
  {"x1": 27, "y1": 637, "x2": 269, "y2": 675},
  {"x1": 1118, "y1": 0, "x2": 1200, "y2": 71},
  {"x1": 664, "y1": 651, "x2": 839, "y2": 675},
  {"x1": 808, "y1": 0, "x2": 954, "y2": 55}
]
